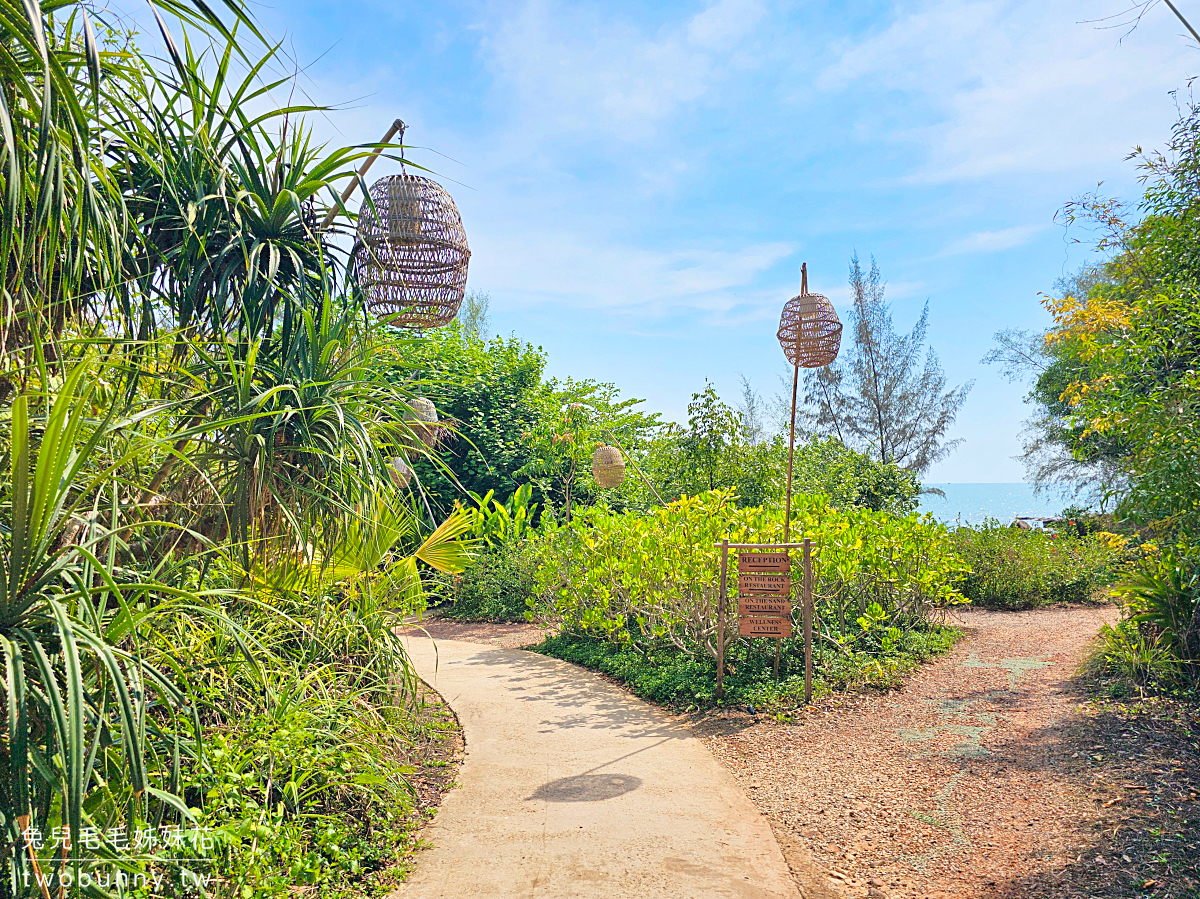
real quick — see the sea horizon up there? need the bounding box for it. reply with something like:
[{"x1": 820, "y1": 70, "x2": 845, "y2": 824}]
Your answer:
[{"x1": 918, "y1": 482, "x2": 1078, "y2": 527}]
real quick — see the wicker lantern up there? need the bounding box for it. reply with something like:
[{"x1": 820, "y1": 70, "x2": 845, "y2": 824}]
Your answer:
[
  {"x1": 591, "y1": 444, "x2": 626, "y2": 488},
  {"x1": 777, "y1": 265, "x2": 842, "y2": 369},
  {"x1": 407, "y1": 396, "x2": 440, "y2": 446},
  {"x1": 387, "y1": 456, "x2": 413, "y2": 488},
  {"x1": 354, "y1": 173, "x2": 471, "y2": 328}
]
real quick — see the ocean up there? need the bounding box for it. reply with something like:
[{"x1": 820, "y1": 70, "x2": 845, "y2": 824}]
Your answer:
[{"x1": 917, "y1": 483, "x2": 1077, "y2": 527}]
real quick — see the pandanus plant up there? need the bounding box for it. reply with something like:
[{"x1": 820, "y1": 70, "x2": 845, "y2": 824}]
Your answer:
[{"x1": 0, "y1": 362, "x2": 195, "y2": 891}]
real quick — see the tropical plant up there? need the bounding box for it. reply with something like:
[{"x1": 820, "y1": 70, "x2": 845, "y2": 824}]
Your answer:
[
  {"x1": 802, "y1": 254, "x2": 972, "y2": 474},
  {"x1": 530, "y1": 489, "x2": 966, "y2": 660},
  {"x1": 952, "y1": 522, "x2": 1126, "y2": 609},
  {"x1": 0, "y1": 361, "x2": 201, "y2": 891},
  {"x1": 463, "y1": 484, "x2": 538, "y2": 548},
  {"x1": 0, "y1": 0, "x2": 259, "y2": 358},
  {"x1": 164, "y1": 293, "x2": 415, "y2": 560},
  {"x1": 1117, "y1": 546, "x2": 1200, "y2": 666},
  {"x1": 107, "y1": 32, "x2": 376, "y2": 343}
]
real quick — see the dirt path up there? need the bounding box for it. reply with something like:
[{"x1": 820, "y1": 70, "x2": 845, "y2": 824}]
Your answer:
[{"x1": 700, "y1": 606, "x2": 1125, "y2": 899}]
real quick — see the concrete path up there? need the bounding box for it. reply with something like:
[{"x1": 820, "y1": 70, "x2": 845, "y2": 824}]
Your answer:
[{"x1": 393, "y1": 634, "x2": 800, "y2": 899}]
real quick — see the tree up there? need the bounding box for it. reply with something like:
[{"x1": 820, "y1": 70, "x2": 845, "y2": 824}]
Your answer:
[
  {"x1": 1034, "y1": 100, "x2": 1200, "y2": 534},
  {"x1": 460, "y1": 290, "x2": 492, "y2": 341},
  {"x1": 801, "y1": 254, "x2": 972, "y2": 474},
  {"x1": 983, "y1": 265, "x2": 1126, "y2": 503},
  {"x1": 385, "y1": 323, "x2": 551, "y2": 514},
  {"x1": 735, "y1": 375, "x2": 766, "y2": 445},
  {"x1": 516, "y1": 378, "x2": 659, "y2": 520}
]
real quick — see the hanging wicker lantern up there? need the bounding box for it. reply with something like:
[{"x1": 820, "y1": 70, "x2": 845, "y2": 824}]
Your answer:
[
  {"x1": 407, "y1": 396, "x2": 440, "y2": 446},
  {"x1": 777, "y1": 264, "x2": 842, "y2": 368},
  {"x1": 354, "y1": 173, "x2": 470, "y2": 328},
  {"x1": 387, "y1": 456, "x2": 413, "y2": 488},
  {"x1": 591, "y1": 444, "x2": 626, "y2": 489}
]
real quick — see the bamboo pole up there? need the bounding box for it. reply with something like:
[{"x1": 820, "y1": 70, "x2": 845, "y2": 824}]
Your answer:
[
  {"x1": 803, "y1": 537, "x2": 813, "y2": 704},
  {"x1": 783, "y1": 360, "x2": 799, "y2": 543},
  {"x1": 717, "y1": 539, "x2": 728, "y2": 701},
  {"x1": 319, "y1": 118, "x2": 405, "y2": 231}
]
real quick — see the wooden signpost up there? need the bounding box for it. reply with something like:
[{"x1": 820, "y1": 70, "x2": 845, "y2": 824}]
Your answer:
[
  {"x1": 739, "y1": 617, "x2": 792, "y2": 638},
  {"x1": 716, "y1": 539, "x2": 814, "y2": 704},
  {"x1": 737, "y1": 573, "x2": 790, "y2": 595}
]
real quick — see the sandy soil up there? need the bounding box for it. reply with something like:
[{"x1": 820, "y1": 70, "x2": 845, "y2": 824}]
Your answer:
[
  {"x1": 399, "y1": 607, "x2": 1200, "y2": 899},
  {"x1": 398, "y1": 614, "x2": 550, "y2": 650},
  {"x1": 697, "y1": 605, "x2": 1193, "y2": 899}
]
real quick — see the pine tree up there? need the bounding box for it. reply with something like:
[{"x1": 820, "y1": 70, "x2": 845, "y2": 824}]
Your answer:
[{"x1": 801, "y1": 254, "x2": 972, "y2": 475}]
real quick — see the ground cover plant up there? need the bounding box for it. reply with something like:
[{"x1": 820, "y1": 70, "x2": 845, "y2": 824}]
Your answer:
[
  {"x1": 528, "y1": 488, "x2": 966, "y2": 709},
  {"x1": 952, "y1": 522, "x2": 1127, "y2": 609}
]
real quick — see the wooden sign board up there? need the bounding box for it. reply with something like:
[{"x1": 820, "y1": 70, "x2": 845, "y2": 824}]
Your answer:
[
  {"x1": 738, "y1": 551, "x2": 790, "y2": 573},
  {"x1": 739, "y1": 617, "x2": 792, "y2": 639},
  {"x1": 738, "y1": 573, "x2": 790, "y2": 596},
  {"x1": 738, "y1": 596, "x2": 791, "y2": 617}
]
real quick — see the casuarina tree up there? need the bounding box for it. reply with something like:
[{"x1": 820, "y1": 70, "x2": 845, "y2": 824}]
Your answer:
[{"x1": 801, "y1": 254, "x2": 972, "y2": 475}]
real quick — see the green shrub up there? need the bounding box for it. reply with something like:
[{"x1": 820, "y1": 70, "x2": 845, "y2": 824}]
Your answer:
[
  {"x1": 790, "y1": 437, "x2": 921, "y2": 514},
  {"x1": 446, "y1": 543, "x2": 540, "y2": 622},
  {"x1": 952, "y1": 522, "x2": 1125, "y2": 609},
  {"x1": 1119, "y1": 546, "x2": 1200, "y2": 659},
  {"x1": 529, "y1": 488, "x2": 965, "y2": 666},
  {"x1": 1092, "y1": 620, "x2": 1181, "y2": 691},
  {"x1": 536, "y1": 625, "x2": 960, "y2": 710},
  {"x1": 1093, "y1": 545, "x2": 1200, "y2": 690}
]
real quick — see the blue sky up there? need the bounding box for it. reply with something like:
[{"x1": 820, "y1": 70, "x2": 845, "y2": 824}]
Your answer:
[{"x1": 133, "y1": 0, "x2": 1198, "y2": 481}]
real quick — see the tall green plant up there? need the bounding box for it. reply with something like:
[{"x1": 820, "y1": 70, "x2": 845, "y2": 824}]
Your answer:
[
  {"x1": 0, "y1": 361, "x2": 195, "y2": 892},
  {"x1": 109, "y1": 33, "x2": 373, "y2": 342},
  {"x1": 0, "y1": 0, "x2": 258, "y2": 356}
]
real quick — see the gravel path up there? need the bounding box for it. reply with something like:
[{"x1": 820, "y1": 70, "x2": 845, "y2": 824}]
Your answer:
[{"x1": 699, "y1": 606, "x2": 1120, "y2": 899}]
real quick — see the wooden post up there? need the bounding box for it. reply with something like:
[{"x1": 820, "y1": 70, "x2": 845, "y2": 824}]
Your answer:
[
  {"x1": 783, "y1": 360, "x2": 799, "y2": 544},
  {"x1": 319, "y1": 118, "x2": 405, "y2": 231},
  {"x1": 803, "y1": 537, "x2": 813, "y2": 704},
  {"x1": 717, "y1": 540, "x2": 728, "y2": 700}
]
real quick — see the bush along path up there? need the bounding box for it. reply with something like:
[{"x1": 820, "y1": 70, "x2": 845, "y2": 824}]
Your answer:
[{"x1": 699, "y1": 605, "x2": 1199, "y2": 899}]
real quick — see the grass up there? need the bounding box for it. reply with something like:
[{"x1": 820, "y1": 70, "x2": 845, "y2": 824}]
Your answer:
[{"x1": 535, "y1": 625, "x2": 962, "y2": 712}]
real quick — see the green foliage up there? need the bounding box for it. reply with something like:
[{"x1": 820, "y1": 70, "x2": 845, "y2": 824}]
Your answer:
[
  {"x1": 446, "y1": 543, "x2": 540, "y2": 623},
  {"x1": 653, "y1": 382, "x2": 784, "y2": 508},
  {"x1": 0, "y1": 0, "x2": 258, "y2": 352},
  {"x1": 384, "y1": 325, "x2": 552, "y2": 512},
  {"x1": 529, "y1": 489, "x2": 965, "y2": 663},
  {"x1": 790, "y1": 437, "x2": 920, "y2": 513},
  {"x1": 0, "y1": 361, "x2": 200, "y2": 891},
  {"x1": 1092, "y1": 620, "x2": 1182, "y2": 691},
  {"x1": 1101, "y1": 546, "x2": 1200, "y2": 689},
  {"x1": 463, "y1": 484, "x2": 538, "y2": 548},
  {"x1": 952, "y1": 523, "x2": 1125, "y2": 609},
  {"x1": 0, "y1": 6, "x2": 481, "y2": 896},
  {"x1": 536, "y1": 625, "x2": 961, "y2": 711},
  {"x1": 1027, "y1": 102, "x2": 1200, "y2": 543},
  {"x1": 515, "y1": 378, "x2": 660, "y2": 519}
]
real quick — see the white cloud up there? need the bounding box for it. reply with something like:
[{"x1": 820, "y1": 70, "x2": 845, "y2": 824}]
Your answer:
[
  {"x1": 472, "y1": 231, "x2": 796, "y2": 316},
  {"x1": 939, "y1": 224, "x2": 1044, "y2": 255},
  {"x1": 818, "y1": 0, "x2": 1195, "y2": 183},
  {"x1": 482, "y1": 0, "x2": 767, "y2": 144}
]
